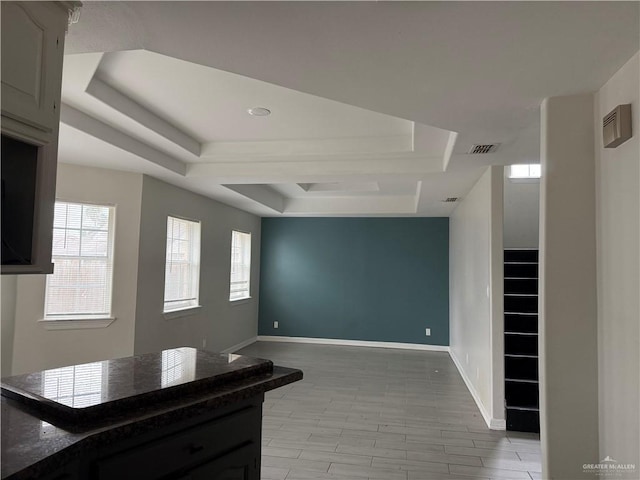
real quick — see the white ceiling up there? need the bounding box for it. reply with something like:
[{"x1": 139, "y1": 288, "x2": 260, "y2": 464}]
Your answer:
[
  {"x1": 59, "y1": 1, "x2": 639, "y2": 217},
  {"x1": 97, "y1": 51, "x2": 414, "y2": 144}
]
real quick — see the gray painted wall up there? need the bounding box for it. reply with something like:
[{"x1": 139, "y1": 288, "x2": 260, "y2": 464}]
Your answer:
[
  {"x1": 1, "y1": 275, "x2": 17, "y2": 376},
  {"x1": 503, "y1": 175, "x2": 539, "y2": 249},
  {"x1": 134, "y1": 176, "x2": 261, "y2": 355},
  {"x1": 10, "y1": 164, "x2": 143, "y2": 375}
]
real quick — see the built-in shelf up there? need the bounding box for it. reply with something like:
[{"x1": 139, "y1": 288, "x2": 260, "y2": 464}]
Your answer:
[
  {"x1": 506, "y1": 378, "x2": 539, "y2": 384},
  {"x1": 505, "y1": 332, "x2": 538, "y2": 336}
]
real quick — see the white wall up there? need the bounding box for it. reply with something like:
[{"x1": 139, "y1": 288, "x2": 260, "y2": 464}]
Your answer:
[
  {"x1": 539, "y1": 94, "x2": 599, "y2": 479},
  {"x1": 503, "y1": 173, "x2": 539, "y2": 249},
  {"x1": 133, "y1": 176, "x2": 261, "y2": 355},
  {"x1": 11, "y1": 164, "x2": 143, "y2": 374},
  {"x1": 1, "y1": 275, "x2": 17, "y2": 376},
  {"x1": 595, "y1": 52, "x2": 639, "y2": 468},
  {"x1": 450, "y1": 166, "x2": 504, "y2": 429}
]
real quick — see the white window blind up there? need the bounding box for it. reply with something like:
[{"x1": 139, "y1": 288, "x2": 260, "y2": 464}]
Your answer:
[
  {"x1": 509, "y1": 164, "x2": 541, "y2": 179},
  {"x1": 42, "y1": 363, "x2": 106, "y2": 408},
  {"x1": 44, "y1": 202, "x2": 115, "y2": 319},
  {"x1": 164, "y1": 216, "x2": 201, "y2": 312},
  {"x1": 230, "y1": 230, "x2": 251, "y2": 301},
  {"x1": 161, "y1": 349, "x2": 196, "y2": 387}
]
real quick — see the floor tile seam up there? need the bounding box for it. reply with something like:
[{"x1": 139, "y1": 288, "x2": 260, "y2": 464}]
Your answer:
[
  {"x1": 327, "y1": 461, "x2": 410, "y2": 479},
  {"x1": 370, "y1": 456, "x2": 452, "y2": 475},
  {"x1": 300, "y1": 452, "x2": 374, "y2": 467},
  {"x1": 377, "y1": 454, "x2": 484, "y2": 470}
]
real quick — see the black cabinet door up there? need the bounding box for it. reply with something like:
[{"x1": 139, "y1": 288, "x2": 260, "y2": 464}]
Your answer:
[
  {"x1": 175, "y1": 443, "x2": 259, "y2": 480},
  {"x1": 96, "y1": 405, "x2": 261, "y2": 480}
]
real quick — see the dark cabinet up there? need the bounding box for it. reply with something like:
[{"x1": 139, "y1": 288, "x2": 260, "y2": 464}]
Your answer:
[
  {"x1": 39, "y1": 468, "x2": 79, "y2": 480},
  {"x1": 176, "y1": 444, "x2": 259, "y2": 480},
  {"x1": 95, "y1": 403, "x2": 260, "y2": 480},
  {"x1": 46, "y1": 398, "x2": 264, "y2": 480}
]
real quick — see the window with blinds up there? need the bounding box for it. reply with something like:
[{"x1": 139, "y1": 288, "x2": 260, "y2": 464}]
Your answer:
[
  {"x1": 230, "y1": 230, "x2": 251, "y2": 301},
  {"x1": 44, "y1": 202, "x2": 115, "y2": 319},
  {"x1": 164, "y1": 216, "x2": 201, "y2": 312}
]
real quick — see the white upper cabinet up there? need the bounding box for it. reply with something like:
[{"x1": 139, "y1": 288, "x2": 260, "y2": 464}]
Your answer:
[
  {"x1": 1, "y1": 2, "x2": 68, "y2": 139},
  {"x1": 1, "y1": 2, "x2": 78, "y2": 275}
]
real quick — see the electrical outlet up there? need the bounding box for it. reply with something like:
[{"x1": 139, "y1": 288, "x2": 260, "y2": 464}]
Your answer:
[
  {"x1": 202, "y1": 338, "x2": 207, "y2": 348},
  {"x1": 476, "y1": 367, "x2": 480, "y2": 379},
  {"x1": 466, "y1": 353, "x2": 469, "y2": 364},
  {"x1": 425, "y1": 328, "x2": 431, "y2": 336},
  {"x1": 274, "y1": 321, "x2": 279, "y2": 329}
]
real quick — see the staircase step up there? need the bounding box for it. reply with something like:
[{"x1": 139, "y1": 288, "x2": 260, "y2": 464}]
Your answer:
[
  {"x1": 505, "y1": 295, "x2": 538, "y2": 314},
  {"x1": 505, "y1": 333, "x2": 538, "y2": 356},
  {"x1": 505, "y1": 313, "x2": 538, "y2": 333},
  {"x1": 505, "y1": 262, "x2": 538, "y2": 278},
  {"x1": 504, "y1": 249, "x2": 539, "y2": 263},
  {"x1": 504, "y1": 278, "x2": 538, "y2": 294},
  {"x1": 507, "y1": 408, "x2": 540, "y2": 433},
  {"x1": 506, "y1": 381, "x2": 540, "y2": 409},
  {"x1": 505, "y1": 356, "x2": 539, "y2": 381}
]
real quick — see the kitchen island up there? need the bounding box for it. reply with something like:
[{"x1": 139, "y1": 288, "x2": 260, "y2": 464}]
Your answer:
[{"x1": 1, "y1": 347, "x2": 302, "y2": 480}]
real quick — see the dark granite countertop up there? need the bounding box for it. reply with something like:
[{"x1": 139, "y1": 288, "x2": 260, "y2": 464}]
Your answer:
[
  {"x1": 1, "y1": 347, "x2": 273, "y2": 426},
  {"x1": 1, "y1": 348, "x2": 302, "y2": 480}
]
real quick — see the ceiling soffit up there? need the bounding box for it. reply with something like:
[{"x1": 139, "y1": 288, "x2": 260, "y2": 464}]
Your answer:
[{"x1": 60, "y1": 49, "x2": 463, "y2": 216}]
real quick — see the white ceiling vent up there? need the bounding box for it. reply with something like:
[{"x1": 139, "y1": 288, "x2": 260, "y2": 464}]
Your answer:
[
  {"x1": 468, "y1": 144, "x2": 500, "y2": 154},
  {"x1": 442, "y1": 197, "x2": 459, "y2": 203}
]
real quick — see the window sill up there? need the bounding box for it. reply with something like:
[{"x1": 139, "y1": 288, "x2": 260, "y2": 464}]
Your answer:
[
  {"x1": 230, "y1": 297, "x2": 252, "y2": 306},
  {"x1": 163, "y1": 305, "x2": 202, "y2": 320},
  {"x1": 508, "y1": 177, "x2": 540, "y2": 183},
  {"x1": 39, "y1": 317, "x2": 116, "y2": 330}
]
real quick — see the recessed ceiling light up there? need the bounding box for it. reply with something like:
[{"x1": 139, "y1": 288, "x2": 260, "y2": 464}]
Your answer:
[{"x1": 247, "y1": 107, "x2": 271, "y2": 117}]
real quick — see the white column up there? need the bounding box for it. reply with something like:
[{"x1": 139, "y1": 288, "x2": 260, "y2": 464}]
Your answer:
[{"x1": 539, "y1": 94, "x2": 599, "y2": 479}]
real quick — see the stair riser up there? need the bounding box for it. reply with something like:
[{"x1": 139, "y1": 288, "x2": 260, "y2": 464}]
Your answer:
[
  {"x1": 507, "y1": 409, "x2": 540, "y2": 433},
  {"x1": 504, "y1": 278, "x2": 538, "y2": 294},
  {"x1": 505, "y1": 295, "x2": 538, "y2": 314},
  {"x1": 505, "y1": 263, "x2": 538, "y2": 278},
  {"x1": 504, "y1": 250, "x2": 539, "y2": 263},
  {"x1": 505, "y1": 314, "x2": 538, "y2": 333},
  {"x1": 505, "y1": 334, "x2": 538, "y2": 356}
]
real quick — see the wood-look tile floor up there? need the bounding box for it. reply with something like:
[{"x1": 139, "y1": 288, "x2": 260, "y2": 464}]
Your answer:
[{"x1": 238, "y1": 342, "x2": 541, "y2": 480}]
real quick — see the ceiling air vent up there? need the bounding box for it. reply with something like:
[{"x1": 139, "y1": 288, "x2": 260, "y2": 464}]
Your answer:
[
  {"x1": 442, "y1": 197, "x2": 459, "y2": 203},
  {"x1": 469, "y1": 144, "x2": 500, "y2": 154}
]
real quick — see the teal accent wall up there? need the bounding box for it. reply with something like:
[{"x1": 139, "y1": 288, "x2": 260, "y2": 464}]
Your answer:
[{"x1": 258, "y1": 217, "x2": 449, "y2": 345}]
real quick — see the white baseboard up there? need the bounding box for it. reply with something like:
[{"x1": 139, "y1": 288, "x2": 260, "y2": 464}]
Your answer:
[
  {"x1": 256, "y1": 335, "x2": 450, "y2": 352},
  {"x1": 448, "y1": 349, "x2": 506, "y2": 430},
  {"x1": 490, "y1": 417, "x2": 507, "y2": 430},
  {"x1": 248, "y1": 335, "x2": 505, "y2": 429},
  {"x1": 221, "y1": 336, "x2": 257, "y2": 354}
]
